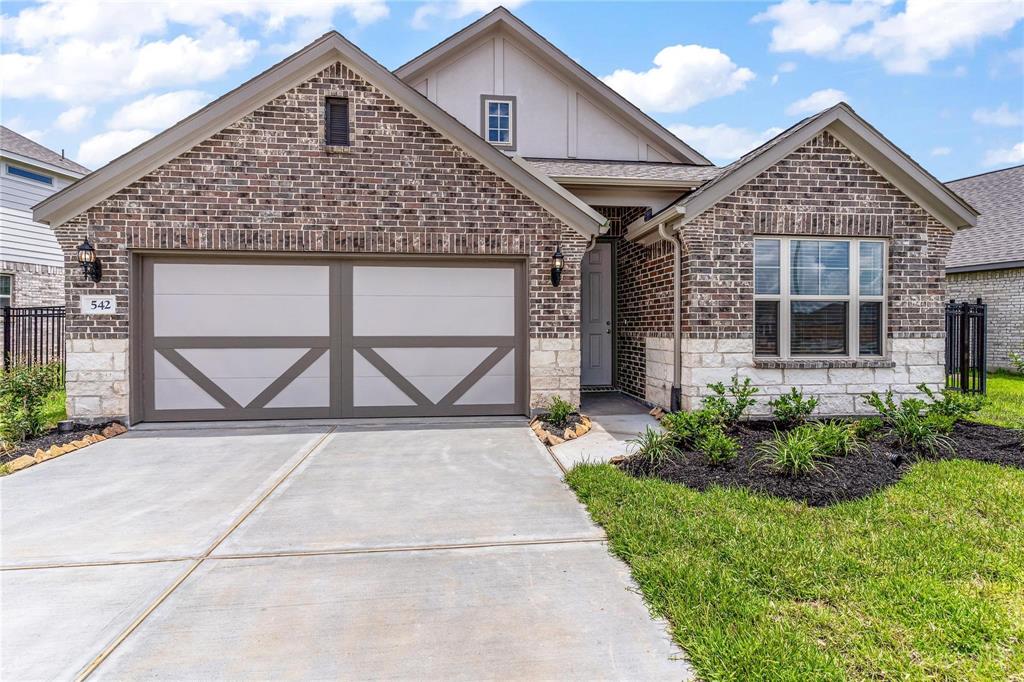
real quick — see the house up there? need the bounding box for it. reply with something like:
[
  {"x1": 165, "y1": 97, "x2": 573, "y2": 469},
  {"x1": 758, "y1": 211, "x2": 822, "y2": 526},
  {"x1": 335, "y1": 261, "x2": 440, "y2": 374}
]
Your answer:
[
  {"x1": 945, "y1": 165, "x2": 1024, "y2": 371},
  {"x1": 32, "y1": 8, "x2": 976, "y2": 424},
  {"x1": 1, "y1": 126, "x2": 89, "y2": 309}
]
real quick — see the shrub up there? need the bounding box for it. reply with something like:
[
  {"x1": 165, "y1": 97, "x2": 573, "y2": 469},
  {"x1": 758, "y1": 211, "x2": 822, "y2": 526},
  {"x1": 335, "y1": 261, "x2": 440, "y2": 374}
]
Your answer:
[
  {"x1": 812, "y1": 420, "x2": 865, "y2": 457},
  {"x1": 924, "y1": 412, "x2": 957, "y2": 435},
  {"x1": 627, "y1": 426, "x2": 680, "y2": 468},
  {"x1": 0, "y1": 362, "x2": 63, "y2": 447},
  {"x1": 853, "y1": 417, "x2": 884, "y2": 440},
  {"x1": 862, "y1": 390, "x2": 926, "y2": 423},
  {"x1": 756, "y1": 426, "x2": 830, "y2": 477},
  {"x1": 702, "y1": 375, "x2": 759, "y2": 425},
  {"x1": 696, "y1": 426, "x2": 740, "y2": 465},
  {"x1": 543, "y1": 395, "x2": 576, "y2": 426},
  {"x1": 661, "y1": 408, "x2": 719, "y2": 449},
  {"x1": 768, "y1": 388, "x2": 819, "y2": 426},
  {"x1": 863, "y1": 389, "x2": 956, "y2": 458},
  {"x1": 1009, "y1": 349, "x2": 1024, "y2": 374},
  {"x1": 917, "y1": 383, "x2": 985, "y2": 420}
]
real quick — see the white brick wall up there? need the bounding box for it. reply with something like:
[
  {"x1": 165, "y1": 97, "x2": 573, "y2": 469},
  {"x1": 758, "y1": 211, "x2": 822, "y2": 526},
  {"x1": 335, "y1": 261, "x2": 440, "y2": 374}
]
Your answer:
[
  {"x1": 643, "y1": 334, "x2": 946, "y2": 416},
  {"x1": 65, "y1": 339, "x2": 129, "y2": 421},
  {"x1": 530, "y1": 336, "x2": 581, "y2": 411},
  {"x1": 947, "y1": 267, "x2": 1024, "y2": 371}
]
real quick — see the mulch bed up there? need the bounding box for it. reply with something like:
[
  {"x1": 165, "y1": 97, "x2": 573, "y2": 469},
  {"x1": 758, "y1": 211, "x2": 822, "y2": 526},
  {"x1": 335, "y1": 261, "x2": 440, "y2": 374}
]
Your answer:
[
  {"x1": 1, "y1": 421, "x2": 115, "y2": 465},
  {"x1": 530, "y1": 412, "x2": 592, "y2": 446},
  {"x1": 620, "y1": 420, "x2": 1023, "y2": 507}
]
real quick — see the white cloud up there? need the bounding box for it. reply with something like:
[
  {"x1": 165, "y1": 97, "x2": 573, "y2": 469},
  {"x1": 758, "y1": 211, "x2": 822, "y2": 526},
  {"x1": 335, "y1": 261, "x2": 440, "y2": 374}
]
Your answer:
[
  {"x1": 983, "y1": 141, "x2": 1024, "y2": 166},
  {"x1": 77, "y1": 129, "x2": 155, "y2": 168},
  {"x1": 55, "y1": 105, "x2": 94, "y2": 132},
  {"x1": 778, "y1": 61, "x2": 798, "y2": 73},
  {"x1": 1, "y1": 0, "x2": 390, "y2": 102},
  {"x1": 412, "y1": 0, "x2": 529, "y2": 29},
  {"x1": 602, "y1": 45, "x2": 755, "y2": 113},
  {"x1": 669, "y1": 123, "x2": 784, "y2": 163},
  {"x1": 972, "y1": 104, "x2": 1023, "y2": 127},
  {"x1": 108, "y1": 91, "x2": 210, "y2": 130},
  {"x1": 755, "y1": 0, "x2": 1024, "y2": 74},
  {"x1": 785, "y1": 88, "x2": 847, "y2": 116},
  {"x1": 931, "y1": 146, "x2": 951, "y2": 156}
]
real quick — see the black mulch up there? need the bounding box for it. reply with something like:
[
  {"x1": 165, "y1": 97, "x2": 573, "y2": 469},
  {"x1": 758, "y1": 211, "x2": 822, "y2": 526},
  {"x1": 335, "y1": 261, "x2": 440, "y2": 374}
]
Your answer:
[
  {"x1": 539, "y1": 412, "x2": 583, "y2": 434},
  {"x1": 620, "y1": 420, "x2": 1023, "y2": 507},
  {"x1": 2, "y1": 422, "x2": 115, "y2": 465}
]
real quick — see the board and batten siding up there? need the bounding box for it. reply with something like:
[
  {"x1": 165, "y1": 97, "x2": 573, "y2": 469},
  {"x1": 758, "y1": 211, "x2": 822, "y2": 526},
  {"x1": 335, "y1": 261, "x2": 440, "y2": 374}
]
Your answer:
[{"x1": 0, "y1": 159, "x2": 72, "y2": 267}]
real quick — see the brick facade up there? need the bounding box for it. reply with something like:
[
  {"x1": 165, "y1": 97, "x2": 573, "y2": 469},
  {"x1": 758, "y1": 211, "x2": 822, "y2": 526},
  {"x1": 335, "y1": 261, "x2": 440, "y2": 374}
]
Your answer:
[
  {"x1": 947, "y1": 267, "x2": 1024, "y2": 371},
  {"x1": 54, "y1": 61, "x2": 587, "y2": 420},
  {"x1": 0, "y1": 260, "x2": 64, "y2": 307}
]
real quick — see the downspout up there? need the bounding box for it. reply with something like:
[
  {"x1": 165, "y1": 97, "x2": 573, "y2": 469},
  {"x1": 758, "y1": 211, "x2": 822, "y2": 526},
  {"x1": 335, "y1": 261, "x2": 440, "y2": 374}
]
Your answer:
[{"x1": 658, "y1": 223, "x2": 683, "y2": 412}]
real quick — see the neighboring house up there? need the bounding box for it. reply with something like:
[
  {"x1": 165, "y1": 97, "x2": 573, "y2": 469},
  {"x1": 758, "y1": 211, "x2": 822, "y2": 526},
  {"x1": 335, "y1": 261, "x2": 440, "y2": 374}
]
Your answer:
[
  {"x1": 945, "y1": 165, "x2": 1024, "y2": 371},
  {"x1": 33, "y1": 8, "x2": 976, "y2": 424},
  {"x1": 1, "y1": 126, "x2": 89, "y2": 310}
]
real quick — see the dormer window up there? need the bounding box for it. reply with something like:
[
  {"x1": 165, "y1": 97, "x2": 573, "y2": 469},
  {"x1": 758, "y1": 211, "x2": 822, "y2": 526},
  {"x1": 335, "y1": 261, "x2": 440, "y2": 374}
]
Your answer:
[{"x1": 481, "y1": 95, "x2": 516, "y2": 150}]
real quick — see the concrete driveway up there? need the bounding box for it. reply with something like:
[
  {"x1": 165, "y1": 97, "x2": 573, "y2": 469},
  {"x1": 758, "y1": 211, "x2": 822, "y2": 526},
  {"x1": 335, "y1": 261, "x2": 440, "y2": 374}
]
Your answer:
[{"x1": 2, "y1": 420, "x2": 690, "y2": 680}]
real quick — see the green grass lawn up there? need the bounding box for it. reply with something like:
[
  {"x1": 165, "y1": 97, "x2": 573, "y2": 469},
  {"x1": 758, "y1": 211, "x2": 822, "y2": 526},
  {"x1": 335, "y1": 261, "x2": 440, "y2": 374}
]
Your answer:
[
  {"x1": 40, "y1": 388, "x2": 67, "y2": 431},
  {"x1": 971, "y1": 371, "x2": 1024, "y2": 430},
  {"x1": 569, "y1": 461, "x2": 1024, "y2": 681}
]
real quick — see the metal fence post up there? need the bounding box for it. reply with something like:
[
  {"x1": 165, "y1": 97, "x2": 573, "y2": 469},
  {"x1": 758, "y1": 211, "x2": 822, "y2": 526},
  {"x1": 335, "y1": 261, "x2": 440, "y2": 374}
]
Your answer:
[{"x1": 2, "y1": 305, "x2": 10, "y2": 371}]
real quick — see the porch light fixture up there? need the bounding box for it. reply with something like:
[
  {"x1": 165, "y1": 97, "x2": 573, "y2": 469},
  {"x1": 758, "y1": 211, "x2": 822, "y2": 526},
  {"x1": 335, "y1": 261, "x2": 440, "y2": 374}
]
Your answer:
[
  {"x1": 550, "y1": 245, "x2": 564, "y2": 287},
  {"x1": 76, "y1": 238, "x2": 102, "y2": 283}
]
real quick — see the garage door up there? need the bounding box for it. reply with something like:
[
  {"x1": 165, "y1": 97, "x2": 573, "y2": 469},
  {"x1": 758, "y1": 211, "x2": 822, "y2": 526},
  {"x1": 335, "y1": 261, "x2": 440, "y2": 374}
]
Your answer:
[{"x1": 139, "y1": 257, "x2": 526, "y2": 422}]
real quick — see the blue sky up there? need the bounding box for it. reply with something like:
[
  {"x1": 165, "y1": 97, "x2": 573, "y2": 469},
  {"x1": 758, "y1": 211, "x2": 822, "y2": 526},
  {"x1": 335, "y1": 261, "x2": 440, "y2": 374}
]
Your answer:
[{"x1": 2, "y1": 0, "x2": 1022, "y2": 181}]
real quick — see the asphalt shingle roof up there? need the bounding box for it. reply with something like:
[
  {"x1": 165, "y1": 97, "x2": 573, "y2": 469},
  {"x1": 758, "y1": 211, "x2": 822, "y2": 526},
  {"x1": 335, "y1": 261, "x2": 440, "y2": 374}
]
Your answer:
[
  {"x1": 946, "y1": 165, "x2": 1024, "y2": 270},
  {"x1": 525, "y1": 158, "x2": 723, "y2": 183},
  {"x1": 0, "y1": 126, "x2": 90, "y2": 175}
]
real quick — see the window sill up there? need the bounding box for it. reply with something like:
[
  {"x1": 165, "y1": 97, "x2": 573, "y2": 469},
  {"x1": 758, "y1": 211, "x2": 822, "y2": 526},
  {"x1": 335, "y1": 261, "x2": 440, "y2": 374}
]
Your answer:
[
  {"x1": 324, "y1": 145, "x2": 354, "y2": 154},
  {"x1": 753, "y1": 358, "x2": 895, "y2": 370}
]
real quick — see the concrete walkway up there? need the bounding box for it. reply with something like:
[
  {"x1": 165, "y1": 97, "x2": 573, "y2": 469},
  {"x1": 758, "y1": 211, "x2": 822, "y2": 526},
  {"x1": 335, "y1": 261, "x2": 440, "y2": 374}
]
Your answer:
[
  {"x1": 552, "y1": 392, "x2": 661, "y2": 470},
  {"x1": 1, "y1": 420, "x2": 691, "y2": 680}
]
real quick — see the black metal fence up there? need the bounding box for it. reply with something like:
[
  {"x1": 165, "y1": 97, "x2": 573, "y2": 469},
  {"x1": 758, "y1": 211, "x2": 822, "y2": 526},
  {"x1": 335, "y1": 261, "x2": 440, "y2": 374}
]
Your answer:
[
  {"x1": 945, "y1": 298, "x2": 986, "y2": 394},
  {"x1": 2, "y1": 306, "x2": 66, "y2": 374}
]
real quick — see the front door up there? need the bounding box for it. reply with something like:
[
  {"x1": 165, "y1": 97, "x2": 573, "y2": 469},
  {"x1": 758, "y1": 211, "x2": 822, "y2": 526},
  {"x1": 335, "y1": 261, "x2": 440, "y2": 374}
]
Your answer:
[{"x1": 581, "y1": 243, "x2": 613, "y2": 386}]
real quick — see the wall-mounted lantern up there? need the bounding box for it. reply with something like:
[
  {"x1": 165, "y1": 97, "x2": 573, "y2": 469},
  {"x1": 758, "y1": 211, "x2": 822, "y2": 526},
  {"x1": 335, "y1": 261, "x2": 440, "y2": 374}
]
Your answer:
[
  {"x1": 76, "y1": 238, "x2": 102, "y2": 283},
  {"x1": 550, "y1": 245, "x2": 564, "y2": 287}
]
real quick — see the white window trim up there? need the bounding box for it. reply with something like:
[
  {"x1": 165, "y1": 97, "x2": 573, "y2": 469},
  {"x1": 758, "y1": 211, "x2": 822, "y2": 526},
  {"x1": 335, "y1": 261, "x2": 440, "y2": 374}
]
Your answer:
[
  {"x1": 754, "y1": 236, "x2": 887, "y2": 359},
  {"x1": 481, "y1": 96, "x2": 515, "y2": 150}
]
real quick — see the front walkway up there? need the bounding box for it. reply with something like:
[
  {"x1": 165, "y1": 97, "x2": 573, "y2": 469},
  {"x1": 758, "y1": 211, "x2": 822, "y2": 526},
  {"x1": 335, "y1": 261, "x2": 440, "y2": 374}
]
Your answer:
[
  {"x1": 551, "y1": 392, "x2": 661, "y2": 470},
  {"x1": 1, "y1": 420, "x2": 690, "y2": 680}
]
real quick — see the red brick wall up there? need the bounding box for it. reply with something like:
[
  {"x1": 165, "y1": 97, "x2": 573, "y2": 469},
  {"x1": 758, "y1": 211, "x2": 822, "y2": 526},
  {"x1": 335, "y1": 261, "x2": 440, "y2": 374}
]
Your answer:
[
  {"x1": 679, "y1": 131, "x2": 953, "y2": 340},
  {"x1": 54, "y1": 61, "x2": 586, "y2": 341}
]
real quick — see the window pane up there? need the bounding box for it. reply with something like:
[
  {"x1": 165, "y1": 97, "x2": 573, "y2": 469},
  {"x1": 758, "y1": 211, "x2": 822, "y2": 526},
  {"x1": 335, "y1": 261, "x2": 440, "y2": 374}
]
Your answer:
[
  {"x1": 755, "y1": 268, "x2": 779, "y2": 295},
  {"x1": 820, "y1": 267, "x2": 849, "y2": 296},
  {"x1": 859, "y1": 302, "x2": 882, "y2": 355},
  {"x1": 791, "y1": 301, "x2": 848, "y2": 355},
  {"x1": 496, "y1": 130, "x2": 508, "y2": 142},
  {"x1": 819, "y1": 241, "x2": 849, "y2": 268},
  {"x1": 0, "y1": 275, "x2": 10, "y2": 296},
  {"x1": 755, "y1": 301, "x2": 779, "y2": 356},
  {"x1": 754, "y1": 240, "x2": 779, "y2": 294},
  {"x1": 859, "y1": 242, "x2": 884, "y2": 295},
  {"x1": 488, "y1": 115, "x2": 500, "y2": 129},
  {"x1": 488, "y1": 129, "x2": 501, "y2": 142},
  {"x1": 791, "y1": 240, "x2": 819, "y2": 268},
  {"x1": 488, "y1": 102, "x2": 500, "y2": 115},
  {"x1": 859, "y1": 270, "x2": 882, "y2": 296},
  {"x1": 792, "y1": 267, "x2": 819, "y2": 295}
]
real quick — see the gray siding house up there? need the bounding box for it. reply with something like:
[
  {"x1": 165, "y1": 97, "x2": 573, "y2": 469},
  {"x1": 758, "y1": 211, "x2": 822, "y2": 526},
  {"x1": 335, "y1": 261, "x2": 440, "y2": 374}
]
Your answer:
[{"x1": 946, "y1": 165, "x2": 1024, "y2": 371}]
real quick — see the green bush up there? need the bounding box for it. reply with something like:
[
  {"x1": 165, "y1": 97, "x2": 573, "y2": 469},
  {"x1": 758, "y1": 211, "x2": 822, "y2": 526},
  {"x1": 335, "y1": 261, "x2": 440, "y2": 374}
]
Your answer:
[
  {"x1": 863, "y1": 389, "x2": 955, "y2": 458},
  {"x1": 627, "y1": 426, "x2": 680, "y2": 468},
  {"x1": 924, "y1": 412, "x2": 957, "y2": 435},
  {"x1": 812, "y1": 420, "x2": 865, "y2": 457},
  {"x1": 1009, "y1": 350, "x2": 1024, "y2": 374},
  {"x1": 755, "y1": 425, "x2": 830, "y2": 477},
  {"x1": 917, "y1": 383, "x2": 985, "y2": 420},
  {"x1": 661, "y1": 408, "x2": 719, "y2": 449},
  {"x1": 852, "y1": 416, "x2": 884, "y2": 440},
  {"x1": 696, "y1": 426, "x2": 740, "y2": 465},
  {"x1": 0, "y1": 362, "x2": 63, "y2": 447},
  {"x1": 768, "y1": 388, "x2": 819, "y2": 426},
  {"x1": 702, "y1": 375, "x2": 759, "y2": 425},
  {"x1": 543, "y1": 395, "x2": 576, "y2": 426}
]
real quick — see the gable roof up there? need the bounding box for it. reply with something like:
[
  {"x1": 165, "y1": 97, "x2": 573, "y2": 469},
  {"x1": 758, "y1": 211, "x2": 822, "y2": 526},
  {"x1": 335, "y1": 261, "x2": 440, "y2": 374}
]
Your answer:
[
  {"x1": 1, "y1": 126, "x2": 90, "y2": 176},
  {"x1": 629, "y1": 103, "x2": 978, "y2": 242},
  {"x1": 946, "y1": 165, "x2": 1024, "y2": 272},
  {"x1": 32, "y1": 32, "x2": 604, "y2": 237},
  {"x1": 395, "y1": 7, "x2": 712, "y2": 167}
]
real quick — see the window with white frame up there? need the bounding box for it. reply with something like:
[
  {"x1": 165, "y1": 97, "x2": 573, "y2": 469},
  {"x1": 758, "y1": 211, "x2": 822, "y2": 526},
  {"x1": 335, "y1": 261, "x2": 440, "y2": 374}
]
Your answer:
[
  {"x1": 483, "y1": 98, "x2": 513, "y2": 147},
  {"x1": 0, "y1": 274, "x2": 11, "y2": 308},
  {"x1": 754, "y1": 237, "x2": 885, "y2": 358}
]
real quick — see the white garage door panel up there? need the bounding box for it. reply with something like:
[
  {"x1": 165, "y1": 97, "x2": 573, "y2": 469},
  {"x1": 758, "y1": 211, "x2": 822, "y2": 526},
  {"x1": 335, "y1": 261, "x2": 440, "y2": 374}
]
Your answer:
[
  {"x1": 153, "y1": 354, "x2": 221, "y2": 410},
  {"x1": 352, "y1": 266, "x2": 512, "y2": 298},
  {"x1": 153, "y1": 263, "x2": 328, "y2": 296},
  {"x1": 352, "y1": 296, "x2": 513, "y2": 336},
  {"x1": 455, "y1": 351, "x2": 516, "y2": 405},
  {"x1": 154, "y1": 294, "x2": 328, "y2": 337}
]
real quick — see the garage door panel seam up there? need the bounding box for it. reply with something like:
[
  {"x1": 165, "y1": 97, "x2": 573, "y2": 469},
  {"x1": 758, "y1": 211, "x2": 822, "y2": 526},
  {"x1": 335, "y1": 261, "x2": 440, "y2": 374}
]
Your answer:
[
  {"x1": 354, "y1": 347, "x2": 433, "y2": 407},
  {"x1": 437, "y1": 346, "x2": 512, "y2": 407},
  {"x1": 246, "y1": 347, "x2": 328, "y2": 409},
  {"x1": 154, "y1": 348, "x2": 242, "y2": 410}
]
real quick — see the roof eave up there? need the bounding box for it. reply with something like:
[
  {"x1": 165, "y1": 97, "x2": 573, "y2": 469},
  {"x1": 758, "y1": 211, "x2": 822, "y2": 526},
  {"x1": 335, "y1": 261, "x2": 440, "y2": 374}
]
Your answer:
[
  {"x1": 1, "y1": 150, "x2": 87, "y2": 180},
  {"x1": 946, "y1": 259, "x2": 1024, "y2": 274}
]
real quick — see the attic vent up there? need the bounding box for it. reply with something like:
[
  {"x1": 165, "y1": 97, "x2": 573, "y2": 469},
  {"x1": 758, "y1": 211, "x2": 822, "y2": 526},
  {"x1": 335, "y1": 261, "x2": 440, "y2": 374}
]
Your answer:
[{"x1": 325, "y1": 97, "x2": 350, "y2": 146}]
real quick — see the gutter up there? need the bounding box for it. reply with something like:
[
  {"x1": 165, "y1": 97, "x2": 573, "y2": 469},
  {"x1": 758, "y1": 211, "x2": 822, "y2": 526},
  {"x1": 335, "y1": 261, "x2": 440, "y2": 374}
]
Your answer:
[
  {"x1": 625, "y1": 205, "x2": 685, "y2": 244},
  {"x1": 657, "y1": 222, "x2": 683, "y2": 412}
]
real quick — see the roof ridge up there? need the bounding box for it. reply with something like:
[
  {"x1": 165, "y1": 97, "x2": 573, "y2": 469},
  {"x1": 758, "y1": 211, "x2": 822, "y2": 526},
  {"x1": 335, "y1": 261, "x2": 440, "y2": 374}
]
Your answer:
[{"x1": 946, "y1": 163, "x2": 1024, "y2": 185}]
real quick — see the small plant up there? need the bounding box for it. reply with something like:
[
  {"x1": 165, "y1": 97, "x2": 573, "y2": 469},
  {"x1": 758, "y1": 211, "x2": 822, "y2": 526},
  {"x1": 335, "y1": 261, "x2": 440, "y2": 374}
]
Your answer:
[
  {"x1": 862, "y1": 390, "x2": 926, "y2": 423},
  {"x1": 0, "y1": 362, "x2": 63, "y2": 447},
  {"x1": 543, "y1": 395, "x2": 576, "y2": 426},
  {"x1": 661, "y1": 408, "x2": 719, "y2": 449},
  {"x1": 1009, "y1": 349, "x2": 1024, "y2": 374},
  {"x1": 812, "y1": 420, "x2": 865, "y2": 458},
  {"x1": 768, "y1": 388, "x2": 819, "y2": 426},
  {"x1": 703, "y1": 375, "x2": 759, "y2": 425},
  {"x1": 853, "y1": 417, "x2": 884, "y2": 440},
  {"x1": 863, "y1": 389, "x2": 956, "y2": 458},
  {"x1": 924, "y1": 412, "x2": 957, "y2": 435},
  {"x1": 755, "y1": 425, "x2": 830, "y2": 477},
  {"x1": 917, "y1": 383, "x2": 985, "y2": 420},
  {"x1": 627, "y1": 426, "x2": 680, "y2": 468},
  {"x1": 696, "y1": 426, "x2": 740, "y2": 465}
]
